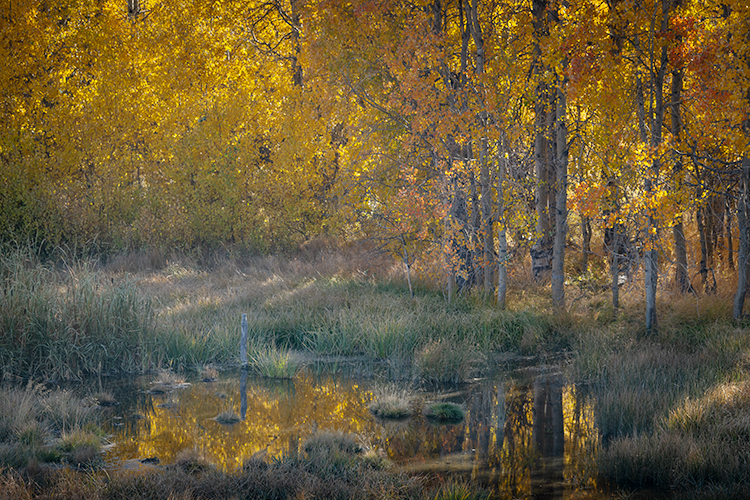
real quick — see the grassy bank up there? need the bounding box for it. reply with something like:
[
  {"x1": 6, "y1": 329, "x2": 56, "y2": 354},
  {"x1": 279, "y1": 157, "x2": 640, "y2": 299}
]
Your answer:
[
  {"x1": 0, "y1": 420, "x2": 489, "y2": 500},
  {"x1": 575, "y1": 293, "x2": 750, "y2": 496},
  {"x1": 2, "y1": 247, "x2": 750, "y2": 497},
  {"x1": 0, "y1": 247, "x2": 557, "y2": 381}
]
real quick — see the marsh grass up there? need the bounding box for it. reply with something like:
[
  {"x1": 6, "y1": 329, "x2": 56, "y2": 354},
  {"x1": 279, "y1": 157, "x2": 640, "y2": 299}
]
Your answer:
[
  {"x1": 0, "y1": 250, "x2": 156, "y2": 379},
  {"x1": 59, "y1": 427, "x2": 106, "y2": 467},
  {"x1": 174, "y1": 448, "x2": 212, "y2": 474},
  {"x1": 430, "y1": 480, "x2": 492, "y2": 500},
  {"x1": 249, "y1": 346, "x2": 302, "y2": 379},
  {"x1": 2, "y1": 247, "x2": 561, "y2": 381},
  {"x1": 0, "y1": 384, "x2": 101, "y2": 470},
  {"x1": 213, "y1": 410, "x2": 240, "y2": 425},
  {"x1": 198, "y1": 364, "x2": 219, "y2": 382},
  {"x1": 415, "y1": 339, "x2": 483, "y2": 383},
  {"x1": 571, "y1": 284, "x2": 750, "y2": 494},
  {"x1": 423, "y1": 402, "x2": 465, "y2": 423},
  {"x1": 368, "y1": 385, "x2": 417, "y2": 419},
  {"x1": 0, "y1": 427, "x2": 430, "y2": 500}
]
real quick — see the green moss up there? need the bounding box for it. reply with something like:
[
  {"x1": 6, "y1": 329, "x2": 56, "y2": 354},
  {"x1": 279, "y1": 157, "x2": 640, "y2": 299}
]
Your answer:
[{"x1": 423, "y1": 402, "x2": 465, "y2": 423}]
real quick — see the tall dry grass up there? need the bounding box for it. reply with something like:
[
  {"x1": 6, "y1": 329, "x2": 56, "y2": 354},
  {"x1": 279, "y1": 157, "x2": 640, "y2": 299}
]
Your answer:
[{"x1": 0, "y1": 250, "x2": 156, "y2": 379}]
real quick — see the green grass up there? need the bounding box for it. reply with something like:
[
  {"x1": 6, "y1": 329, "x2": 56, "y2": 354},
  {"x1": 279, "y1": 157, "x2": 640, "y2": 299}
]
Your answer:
[
  {"x1": 7, "y1": 248, "x2": 750, "y2": 496},
  {"x1": 423, "y1": 402, "x2": 465, "y2": 423},
  {"x1": 414, "y1": 339, "x2": 483, "y2": 383},
  {"x1": 248, "y1": 346, "x2": 303, "y2": 379}
]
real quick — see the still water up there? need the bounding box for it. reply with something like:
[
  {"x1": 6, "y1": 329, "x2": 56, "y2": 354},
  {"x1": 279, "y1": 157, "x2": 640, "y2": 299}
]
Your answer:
[{"x1": 99, "y1": 361, "x2": 610, "y2": 498}]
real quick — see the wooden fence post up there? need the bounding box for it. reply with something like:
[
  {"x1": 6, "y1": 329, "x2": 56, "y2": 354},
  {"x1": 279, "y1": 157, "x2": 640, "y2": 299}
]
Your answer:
[{"x1": 240, "y1": 313, "x2": 248, "y2": 365}]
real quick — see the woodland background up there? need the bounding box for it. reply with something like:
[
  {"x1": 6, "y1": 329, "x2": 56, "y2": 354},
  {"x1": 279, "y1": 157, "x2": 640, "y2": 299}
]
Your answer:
[{"x1": 1, "y1": 0, "x2": 749, "y2": 325}]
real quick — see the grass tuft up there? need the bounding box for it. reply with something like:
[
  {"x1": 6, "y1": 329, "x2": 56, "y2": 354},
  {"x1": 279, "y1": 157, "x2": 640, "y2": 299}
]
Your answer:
[
  {"x1": 368, "y1": 385, "x2": 416, "y2": 419},
  {"x1": 249, "y1": 347, "x2": 302, "y2": 379},
  {"x1": 423, "y1": 402, "x2": 465, "y2": 423},
  {"x1": 414, "y1": 339, "x2": 482, "y2": 383},
  {"x1": 214, "y1": 410, "x2": 240, "y2": 425}
]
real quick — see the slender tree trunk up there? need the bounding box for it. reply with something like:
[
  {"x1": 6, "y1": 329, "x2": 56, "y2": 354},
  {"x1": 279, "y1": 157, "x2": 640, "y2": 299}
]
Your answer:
[
  {"x1": 670, "y1": 68, "x2": 691, "y2": 293},
  {"x1": 481, "y1": 142, "x2": 493, "y2": 301},
  {"x1": 581, "y1": 216, "x2": 591, "y2": 274},
  {"x1": 497, "y1": 136, "x2": 508, "y2": 309},
  {"x1": 644, "y1": 0, "x2": 671, "y2": 334},
  {"x1": 470, "y1": 169, "x2": 481, "y2": 287},
  {"x1": 727, "y1": 199, "x2": 735, "y2": 270},
  {"x1": 531, "y1": 0, "x2": 553, "y2": 282},
  {"x1": 551, "y1": 85, "x2": 567, "y2": 310},
  {"x1": 611, "y1": 231, "x2": 620, "y2": 309},
  {"x1": 290, "y1": 0, "x2": 303, "y2": 86},
  {"x1": 734, "y1": 158, "x2": 750, "y2": 320},
  {"x1": 673, "y1": 219, "x2": 691, "y2": 292},
  {"x1": 698, "y1": 201, "x2": 717, "y2": 295}
]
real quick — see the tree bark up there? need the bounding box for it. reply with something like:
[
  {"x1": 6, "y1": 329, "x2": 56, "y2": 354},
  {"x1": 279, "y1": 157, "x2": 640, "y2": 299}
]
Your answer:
[
  {"x1": 481, "y1": 143, "x2": 493, "y2": 300},
  {"x1": 581, "y1": 216, "x2": 591, "y2": 274},
  {"x1": 610, "y1": 230, "x2": 620, "y2": 309},
  {"x1": 644, "y1": 0, "x2": 671, "y2": 334},
  {"x1": 673, "y1": 219, "x2": 691, "y2": 292},
  {"x1": 727, "y1": 199, "x2": 735, "y2": 270},
  {"x1": 497, "y1": 136, "x2": 508, "y2": 309},
  {"x1": 670, "y1": 69, "x2": 692, "y2": 293},
  {"x1": 734, "y1": 158, "x2": 750, "y2": 320},
  {"x1": 551, "y1": 85, "x2": 567, "y2": 310},
  {"x1": 698, "y1": 206, "x2": 710, "y2": 293},
  {"x1": 530, "y1": 1, "x2": 555, "y2": 283}
]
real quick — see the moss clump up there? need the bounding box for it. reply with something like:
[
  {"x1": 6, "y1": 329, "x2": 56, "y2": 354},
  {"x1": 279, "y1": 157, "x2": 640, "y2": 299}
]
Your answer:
[{"x1": 423, "y1": 402, "x2": 465, "y2": 423}]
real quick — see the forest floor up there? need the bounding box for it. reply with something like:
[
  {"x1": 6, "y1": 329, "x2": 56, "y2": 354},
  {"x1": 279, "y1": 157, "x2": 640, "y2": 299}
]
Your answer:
[{"x1": 1, "y1": 246, "x2": 749, "y2": 499}]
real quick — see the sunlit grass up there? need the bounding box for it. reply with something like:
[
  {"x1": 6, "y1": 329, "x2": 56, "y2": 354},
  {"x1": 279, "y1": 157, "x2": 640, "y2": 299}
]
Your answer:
[
  {"x1": 0, "y1": 383, "x2": 102, "y2": 470},
  {"x1": 248, "y1": 346, "x2": 302, "y2": 379},
  {"x1": 368, "y1": 385, "x2": 416, "y2": 419}
]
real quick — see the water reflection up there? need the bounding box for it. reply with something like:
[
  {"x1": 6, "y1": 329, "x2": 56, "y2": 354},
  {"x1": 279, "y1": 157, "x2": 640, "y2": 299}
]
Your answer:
[{"x1": 101, "y1": 365, "x2": 606, "y2": 498}]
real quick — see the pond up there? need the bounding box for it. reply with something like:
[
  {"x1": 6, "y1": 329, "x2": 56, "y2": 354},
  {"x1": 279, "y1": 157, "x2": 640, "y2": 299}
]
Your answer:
[{"x1": 98, "y1": 359, "x2": 612, "y2": 498}]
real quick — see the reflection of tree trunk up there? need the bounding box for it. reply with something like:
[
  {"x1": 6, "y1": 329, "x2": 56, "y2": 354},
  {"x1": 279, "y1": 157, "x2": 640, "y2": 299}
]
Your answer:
[
  {"x1": 240, "y1": 368, "x2": 248, "y2": 421},
  {"x1": 533, "y1": 375, "x2": 564, "y2": 457},
  {"x1": 531, "y1": 375, "x2": 565, "y2": 498}
]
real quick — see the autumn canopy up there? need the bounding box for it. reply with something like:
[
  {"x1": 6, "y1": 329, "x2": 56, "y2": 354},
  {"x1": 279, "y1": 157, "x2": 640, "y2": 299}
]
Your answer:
[{"x1": 1, "y1": 0, "x2": 749, "y2": 321}]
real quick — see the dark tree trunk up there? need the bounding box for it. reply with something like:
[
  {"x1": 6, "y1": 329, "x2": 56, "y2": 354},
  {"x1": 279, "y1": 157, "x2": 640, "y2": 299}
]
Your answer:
[
  {"x1": 734, "y1": 158, "x2": 750, "y2": 320},
  {"x1": 581, "y1": 216, "x2": 591, "y2": 274}
]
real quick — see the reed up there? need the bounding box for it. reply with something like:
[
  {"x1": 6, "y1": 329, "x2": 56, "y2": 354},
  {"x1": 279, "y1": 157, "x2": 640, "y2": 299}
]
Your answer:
[
  {"x1": 0, "y1": 250, "x2": 156, "y2": 379},
  {"x1": 248, "y1": 346, "x2": 302, "y2": 379},
  {"x1": 414, "y1": 339, "x2": 483, "y2": 384},
  {"x1": 0, "y1": 384, "x2": 101, "y2": 470}
]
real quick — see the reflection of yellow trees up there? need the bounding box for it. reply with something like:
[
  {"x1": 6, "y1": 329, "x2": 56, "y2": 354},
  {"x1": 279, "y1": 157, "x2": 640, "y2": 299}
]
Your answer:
[
  {"x1": 104, "y1": 371, "x2": 602, "y2": 497},
  {"x1": 105, "y1": 373, "x2": 373, "y2": 471},
  {"x1": 374, "y1": 378, "x2": 601, "y2": 499}
]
